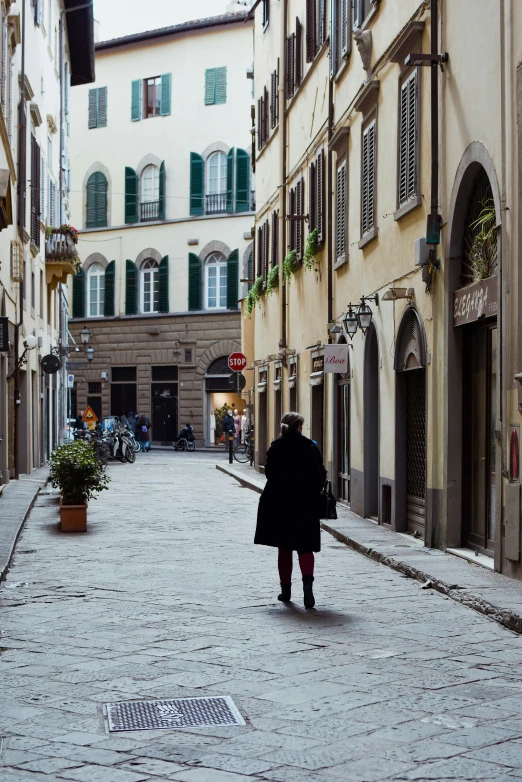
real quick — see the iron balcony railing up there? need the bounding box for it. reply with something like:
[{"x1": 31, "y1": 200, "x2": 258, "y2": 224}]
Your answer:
[
  {"x1": 140, "y1": 200, "x2": 161, "y2": 222},
  {"x1": 206, "y1": 193, "x2": 227, "y2": 214}
]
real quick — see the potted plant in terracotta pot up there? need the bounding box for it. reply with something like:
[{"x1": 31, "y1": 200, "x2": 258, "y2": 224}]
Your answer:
[{"x1": 49, "y1": 440, "x2": 110, "y2": 532}]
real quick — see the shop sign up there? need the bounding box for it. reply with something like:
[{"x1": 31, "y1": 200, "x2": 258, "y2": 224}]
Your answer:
[
  {"x1": 0, "y1": 316, "x2": 8, "y2": 351},
  {"x1": 453, "y1": 275, "x2": 497, "y2": 327},
  {"x1": 312, "y1": 355, "x2": 324, "y2": 373},
  {"x1": 324, "y1": 344, "x2": 349, "y2": 373}
]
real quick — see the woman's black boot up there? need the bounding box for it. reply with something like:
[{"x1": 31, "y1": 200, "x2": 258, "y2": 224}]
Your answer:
[
  {"x1": 278, "y1": 583, "x2": 291, "y2": 602},
  {"x1": 302, "y1": 575, "x2": 315, "y2": 608}
]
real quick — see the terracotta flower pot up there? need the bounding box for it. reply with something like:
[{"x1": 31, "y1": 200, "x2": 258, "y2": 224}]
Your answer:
[{"x1": 60, "y1": 502, "x2": 87, "y2": 532}]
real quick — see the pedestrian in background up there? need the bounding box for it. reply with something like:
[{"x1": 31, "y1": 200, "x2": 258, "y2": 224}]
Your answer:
[
  {"x1": 254, "y1": 411, "x2": 326, "y2": 608},
  {"x1": 138, "y1": 413, "x2": 151, "y2": 453},
  {"x1": 233, "y1": 409, "x2": 241, "y2": 444},
  {"x1": 75, "y1": 411, "x2": 85, "y2": 431},
  {"x1": 222, "y1": 409, "x2": 235, "y2": 446}
]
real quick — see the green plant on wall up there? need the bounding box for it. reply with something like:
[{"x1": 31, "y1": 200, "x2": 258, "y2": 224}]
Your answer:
[
  {"x1": 266, "y1": 264, "x2": 279, "y2": 295},
  {"x1": 303, "y1": 228, "x2": 319, "y2": 271},
  {"x1": 282, "y1": 249, "x2": 297, "y2": 283},
  {"x1": 245, "y1": 275, "x2": 264, "y2": 317},
  {"x1": 468, "y1": 199, "x2": 496, "y2": 282}
]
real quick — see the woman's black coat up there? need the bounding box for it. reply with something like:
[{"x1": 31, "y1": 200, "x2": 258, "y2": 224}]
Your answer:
[{"x1": 254, "y1": 432, "x2": 326, "y2": 552}]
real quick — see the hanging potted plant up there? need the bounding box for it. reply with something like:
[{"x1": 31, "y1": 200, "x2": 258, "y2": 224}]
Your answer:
[{"x1": 49, "y1": 440, "x2": 110, "y2": 532}]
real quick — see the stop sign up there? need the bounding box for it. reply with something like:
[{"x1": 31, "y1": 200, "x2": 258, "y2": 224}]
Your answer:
[{"x1": 228, "y1": 352, "x2": 247, "y2": 372}]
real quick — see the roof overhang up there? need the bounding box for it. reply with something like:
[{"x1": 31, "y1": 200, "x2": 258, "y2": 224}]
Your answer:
[{"x1": 64, "y1": 0, "x2": 95, "y2": 86}]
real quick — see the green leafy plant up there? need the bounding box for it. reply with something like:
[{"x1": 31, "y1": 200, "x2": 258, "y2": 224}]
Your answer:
[
  {"x1": 303, "y1": 228, "x2": 319, "y2": 271},
  {"x1": 468, "y1": 199, "x2": 496, "y2": 282},
  {"x1": 266, "y1": 264, "x2": 279, "y2": 295},
  {"x1": 245, "y1": 275, "x2": 265, "y2": 317},
  {"x1": 283, "y1": 250, "x2": 298, "y2": 283},
  {"x1": 49, "y1": 440, "x2": 110, "y2": 506}
]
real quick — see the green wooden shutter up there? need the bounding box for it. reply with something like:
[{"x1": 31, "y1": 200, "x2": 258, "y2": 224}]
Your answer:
[
  {"x1": 131, "y1": 79, "x2": 141, "y2": 121},
  {"x1": 159, "y1": 161, "x2": 166, "y2": 219},
  {"x1": 247, "y1": 250, "x2": 253, "y2": 292},
  {"x1": 98, "y1": 86, "x2": 108, "y2": 127},
  {"x1": 204, "y1": 68, "x2": 216, "y2": 105},
  {"x1": 125, "y1": 167, "x2": 139, "y2": 223},
  {"x1": 189, "y1": 153, "x2": 204, "y2": 216},
  {"x1": 158, "y1": 255, "x2": 169, "y2": 313},
  {"x1": 235, "y1": 148, "x2": 249, "y2": 213},
  {"x1": 88, "y1": 89, "x2": 97, "y2": 128},
  {"x1": 188, "y1": 252, "x2": 202, "y2": 310},
  {"x1": 97, "y1": 172, "x2": 108, "y2": 227},
  {"x1": 125, "y1": 260, "x2": 138, "y2": 315},
  {"x1": 226, "y1": 147, "x2": 234, "y2": 213},
  {"x1": 104, "y1": 260, "x2": 115, "y2": 317},
  {"x1": 86, "y1": 173, "x2": 96, "y2": 227},
  {"x1": 160, "y1": 73, "x2": 171, "y2": 116},
  {"x1": 226, "y1": 249, "x2": 239, "y2": 309},
  {"x1": 72, "y1": 267, "x2": 85, "y2": 318},
  {"x1": 215, "y1": 67, "x2": 227, "y2": 104}
]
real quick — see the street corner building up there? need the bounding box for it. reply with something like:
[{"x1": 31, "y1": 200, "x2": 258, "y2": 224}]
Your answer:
[
  {"x1": 246, "y1": 0, "x2": 522, "y2": 580},
  {"x1": 67, "y1": 8, "x2": 256, "y2": 446},
  {"x1": 0, "y1": 0, "x2": 94, "y2": 484}
]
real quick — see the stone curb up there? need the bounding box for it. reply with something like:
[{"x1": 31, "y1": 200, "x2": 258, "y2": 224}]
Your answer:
[
  {"x1": 0, "y1": 469, "x2": 49, "y2": 582},
  {"x1": 217, "y1": 463, "x2": 522, "y2": 636}
]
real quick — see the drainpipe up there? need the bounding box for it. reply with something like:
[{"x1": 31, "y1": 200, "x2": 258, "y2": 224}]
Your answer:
[
  {"x1": 430, "y1": 0, "x2": 439, "y2": 218},
  {"x1": 280, "y1": 0, "x2": 288, "y2": 350},
  {"x1": 13, "y1": 0, "x2": 26, "y2": 480},
  {"x1": 327, "y1": 71, "x2": 334, "y2": 326},
  {"x1": 498, "y1": 0, "x2": 507, "y2": 560}
]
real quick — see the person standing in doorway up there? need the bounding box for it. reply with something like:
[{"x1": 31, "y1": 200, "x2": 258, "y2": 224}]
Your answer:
[
  {"x1": 222, "y1": 409, "x2": 235, "y2": 447},
  {"x1": 254, "y1": 412, "x2": 326, "y2": 608},
  {"x1": 138, "y1": 413, "x2": 151, "y2": 453}
]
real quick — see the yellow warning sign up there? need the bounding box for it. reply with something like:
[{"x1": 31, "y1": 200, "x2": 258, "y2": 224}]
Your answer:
[{"x1": 82, "y1": 406, "x2": 98, "y2": 430}]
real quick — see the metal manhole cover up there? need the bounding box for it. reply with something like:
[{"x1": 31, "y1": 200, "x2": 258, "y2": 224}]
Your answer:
[{"x1": 104, "y1": 696, "x2": 244, "y2": 732}]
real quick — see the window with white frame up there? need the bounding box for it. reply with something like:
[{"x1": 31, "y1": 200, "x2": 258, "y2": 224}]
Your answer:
[
  {"x1": 206, "y1": 151, "x2": 227, "y2": 213},
  {"x1": 140, "y1": 164, "x2": 160, "y2": 221},
  {"x1": 88, "y1": 263, "x2": 105, "y2": 317},
  {"x1": 205, "y1": 252, "x2": 227, "y2": 309},
  {"x1": 140, "y1": 259, "x2": 159, "y2": 313}
]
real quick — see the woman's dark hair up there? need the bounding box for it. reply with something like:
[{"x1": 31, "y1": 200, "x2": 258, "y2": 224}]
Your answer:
[{"x1": 281, "y1": 411, "x2": 304, "y2": 435}]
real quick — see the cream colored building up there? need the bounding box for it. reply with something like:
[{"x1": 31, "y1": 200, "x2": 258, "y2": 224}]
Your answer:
[
  {"x1": 0, "y1": 0, "x2": 94, "y2": 483},
  {"x1": 68, "y1": 7, "x2": 255, "y2": 446},
  {"x1": 248, "y1": 0, "x2": 522, "y2": 578}
]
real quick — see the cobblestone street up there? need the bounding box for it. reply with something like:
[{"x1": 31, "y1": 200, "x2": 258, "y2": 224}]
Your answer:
[{"x1": 2, "y1": 452, "x2": 522, "y2": 781}]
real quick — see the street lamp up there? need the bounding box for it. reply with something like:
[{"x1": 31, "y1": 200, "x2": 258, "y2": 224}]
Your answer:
[
  {"x1": 80, "y1": 327, "x2": 92, "y2": 345},
  {"x1": 343, "y1": 304, "x2": 359, "y2": 339},
  {"x1": 356, "y1": 294, "x2": 379, "y2": 335},
  {"x1": 86, "y1": 346, "x2": 95, "y2": 362},
  {"x1": 7, "y1": 335, "x2": 38, "y2": 381}
]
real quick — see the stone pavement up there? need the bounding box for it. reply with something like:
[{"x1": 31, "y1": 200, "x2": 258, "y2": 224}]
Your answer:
[
  {"x1": 2, "y1": 451, "x2": 522, "y2": 781},
  {"x1": 0, "y1": 466, "x2": 49, "y2": 582},
  {"x1": 218, "y1": 462, "x2": 522, "y2": 635}
]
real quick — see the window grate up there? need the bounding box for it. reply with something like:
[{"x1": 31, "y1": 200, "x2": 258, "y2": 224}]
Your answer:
[{"x1": 105, "y1": 696, "x2": 244, "y2": 733}]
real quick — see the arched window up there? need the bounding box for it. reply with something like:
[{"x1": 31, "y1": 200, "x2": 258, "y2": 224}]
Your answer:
[
  {"x1": 207, "y1": 152, "x2": 227, "y2": 213},
  {"x1": 85, "y1": 171, "x2": 108, "y2": 228},
  {"x1": 141, "y1": 164, "x2": 160, "y2": 221},
  {"x1": 141, "y1": 259, "x2": 159, "y2": 313},
  {"x1": 88, "y1": 263, "x2": 105, "y2": 317},
  {"x1": 205, "y1": 251, "x2": 227, "y2": 309}
]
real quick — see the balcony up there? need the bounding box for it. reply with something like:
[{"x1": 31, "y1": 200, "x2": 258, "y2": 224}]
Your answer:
[
  {"x1": 45, "y1": 228, "x2": 80, "y2": 291},
  {"x1": 140, "y1": 200, "x2": 161, "y2": 222},
  {"x1": 206, "y1": 193, "x2": 227, "y2": 214}
]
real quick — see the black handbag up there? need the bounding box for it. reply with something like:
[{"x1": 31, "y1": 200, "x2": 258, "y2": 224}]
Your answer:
[{"x1": 320, "y1": 480, "x2": 337, "y2": 520}]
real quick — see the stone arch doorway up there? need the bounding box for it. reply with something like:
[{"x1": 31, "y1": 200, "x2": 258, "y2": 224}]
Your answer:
[
  {"x1": 395, "y1": 308, "x2": 427, "y2": 536},
  {"x1": 363, "y1": 324, "x2": 379, "y2": 519},
  {"x1": 445, "y1": 143, "x2": 501, "y2": 555}
]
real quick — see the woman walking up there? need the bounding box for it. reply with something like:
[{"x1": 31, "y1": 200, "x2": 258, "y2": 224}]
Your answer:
[{"x1": 254, "y1": 412, "x2": 326, "y2": 608}]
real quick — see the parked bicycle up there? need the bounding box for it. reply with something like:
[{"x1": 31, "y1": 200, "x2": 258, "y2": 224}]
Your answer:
[{"x1": 234, "y1": 435, "x2": 254, "y2": 464}]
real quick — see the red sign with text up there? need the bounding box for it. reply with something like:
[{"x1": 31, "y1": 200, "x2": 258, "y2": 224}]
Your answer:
[{"x1": 228, "y1": 352, "x2": 247, "y2": 372}]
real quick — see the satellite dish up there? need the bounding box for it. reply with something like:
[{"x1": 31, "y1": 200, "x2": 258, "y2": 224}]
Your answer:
[{"x1": 41, "y1": 354, "x2": 61, "y2": 374}]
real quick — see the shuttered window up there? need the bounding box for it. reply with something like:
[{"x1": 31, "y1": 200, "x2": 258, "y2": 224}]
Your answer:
[
  {"x1": 226, "y1": 147, "x2": 235, "y2": 213},
  {"x1": 361, "y1": 119, "x2": 376, "y2": 236},
  {"x1": 262, "y1": 220, "x2": 269, "y2": 284},
  {"x1": 296, "y1": 179, "x2": 305, "y2": 261},
  {"x1": 30, "y1": 135, "x2": 40, "y2": 248},
  {"x1": 86, "y1": 171, "x2": 108, "y2": 229},
  {"x1": 295, "y1": 18, "x2": 302, "y2": 88},
  {"x1": 285, "y1": 34, "x2": 295, "y2": 99},
  {"x1": 88, "y1": 87, "x2": 107, "y2": 129},
  {"x1": 235, "y1": 148, "x2": 250, "y2": 213},
  {"x1": 125, "y1": 259, "x2": 138, "y2": 315},
  {"x1": 336, "y1": 161, "x2": 347, "y2": 260},
  {"x1": 257, "y1": 91, "x2": 268, "y2": 151},
  {"x1": 104, "y1": 260, "x2": 115, "y2": 317},
  {"x1": 226, "y1": 249, "x2": 239, "y2": 309},
  {"x1": 72, "y1": 267, "x2": 85, "y2": 318},
  {"x1": 158, "y1": 256, "x2": 169, "y2": 313},
  {"x1": 189, "y1": 152, "x2": 204, "y2": 216},
  {"x1": 205, "y1": 67, "x2": 227, "y2": 105},
  {"x1": 88, "y1": 263, "x2": 105, "y2": 317},
  {"x1": 306, "y1": 0, "x2": 327, "y2": 62},
  {"x1": 262, "y1": 0, "x2": 270, "y2": 28},
  {"x1": 309, "y1": 161, "x2": 316, "y2": 233},
  {"x1": 316, "y1": 148, "x2": 325, "y2": 245},
  {"x1": 340, "y1": 0, "x2": 350, "y2": 57},
  {"x1": 124, "y1": 167, "x2": 138, "y2": 224},
  {"x1": 270, "y1": 69, "x2": 278, "y2": 129},
  {"x1": 188, "y1": 253, "x2": 202, "y2": 310},
  {"x1": 247, "y1": 250, "x2": 253, "y2": 291},
  {"x1": 131, "y1": 75, "x2": 170, "y2": 120},
  {"x1": 288, "y1": 187, "x2": 297, "y2": 252},
  {"x1": 271, "y1": 209, "x2": 279, "y2": 268},
  {"x1": 398, "y1": 70, "x2": 418, "y2": 207}
]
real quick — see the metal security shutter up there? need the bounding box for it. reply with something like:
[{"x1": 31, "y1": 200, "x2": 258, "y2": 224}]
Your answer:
[
  {"x1": 226, "y1": 249, "x2": 239, "y2": 309},
  {"x1": 189, "y1": 153, "x2": 204, "y2": 216},
  {"x1": 158, "y1": 256, "x2": 169, "y2": 312},
  {"x1": 398, "y1": 71, "x2": 418, "y2": 207},
  {"x1": 104, "y1": 260, "x2": 115, "y2": 317},
  {"x1": 361, "y1": 120, "x2": 376, "y2": 236},
  {"x1": 336, "y1": 162, "x2": 346, "y2": 259},
  {"x1": 72, "y1": 267, "x2": 85, "y2": 318},
  {"x1": 188, "y1": 252, "x2": 202, "y2": 310},
  {"x1": 124, "y1": 167, "x2": 138, "y2": 224},
  {"x1": 125, "y1": 259, "x2": 138, "y2": 315}
]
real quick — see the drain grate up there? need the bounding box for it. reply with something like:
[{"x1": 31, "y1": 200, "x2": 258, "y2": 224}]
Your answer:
[{"x1": 105, "y1": 696, "x2": 245, "y2": 732}]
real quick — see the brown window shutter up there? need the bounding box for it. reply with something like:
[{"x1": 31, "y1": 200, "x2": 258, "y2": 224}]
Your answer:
[
  {"x1": 262, "y1": 220, "x2": 269, "y2": 284},
  {"x1": 306, "y1": 0, "x2": 316, "y2": 62},
  {"x1": 257, "y1": 97, "x2": 263, "y2": 151},
  {"x1": 263, "y1": 86, "x2": 269, "y2": 145},
  {"x1": 362, "y1": 120, "x2": 376, "y2": 235},
  {"x1": 31, "y1": 135, "x2": 40, "y2": 249},
  {"x1": 309, "y1": 161, "x2": 316, "y2": 233},
  {"x1": 336, "y1": 162, "x2": 347, "y2": 259},
  {"x1": 285, "y1": 35, "x2": 295, "y2": 99},
  {"x1": 319, "y1": 0, "x2": 326, "y2": 45},
  {"x1": 270, "y1": 70, "x2": 277, "y2": 129},
  {"x1": 288, "y1": 187, "x2": 296, "y2": 251},
  {"x1": 257, "y1": 225, "x2": 263, "y2": 277},
  {"x1": 316, "y1": 148, "x2": 324, "y2": 245},
  {"x1": 271, "y1": 210, "x2": 277, "y2": 268},
  {"x1": 296, "y1": 179, "x2": 303, "y2": 261},
  {"x1": 295, "y1": 18, "x2": 302, "y2": 88}
]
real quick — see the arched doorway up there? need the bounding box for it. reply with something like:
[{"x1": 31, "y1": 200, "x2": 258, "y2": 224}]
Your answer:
[
  {"x1": 395, "y1": 308, "x2": 427, "y2": 536},
  {"x1": 364, "y1": 324, "x2": 379, "y2": 519},
  {"x1": 445, "y1": 147, "x2": 500, "y2": 556},
  {"x1": 205, "y1": 356, "x2": 245, "y2": 446}
]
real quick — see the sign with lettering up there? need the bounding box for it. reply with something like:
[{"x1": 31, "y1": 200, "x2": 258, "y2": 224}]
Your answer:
[
  {"x1": 453, "y1": 275, "x2": 497, "y2": 327},
  {"x1": 324, "y1": 344, "x2": 349, "y2": 374},
  {"x1": 0, "y1": 316, "x2": 8, "y2": 351}
]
